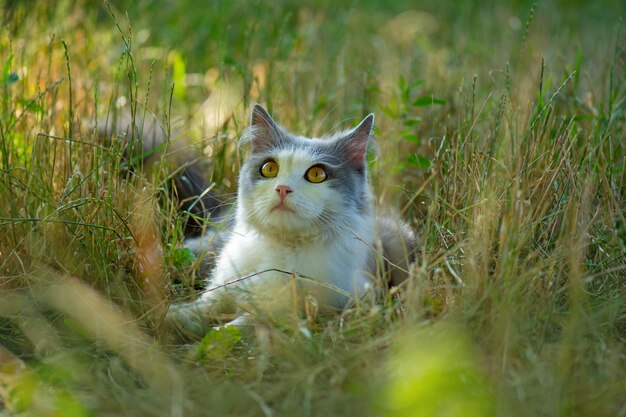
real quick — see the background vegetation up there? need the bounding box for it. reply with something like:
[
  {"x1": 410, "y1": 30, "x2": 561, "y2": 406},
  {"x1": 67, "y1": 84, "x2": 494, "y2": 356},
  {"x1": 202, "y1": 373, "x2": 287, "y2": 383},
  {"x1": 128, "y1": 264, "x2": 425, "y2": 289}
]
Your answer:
[{"x1": 1, "y1": 0, "x2": 624, "y2": 416}]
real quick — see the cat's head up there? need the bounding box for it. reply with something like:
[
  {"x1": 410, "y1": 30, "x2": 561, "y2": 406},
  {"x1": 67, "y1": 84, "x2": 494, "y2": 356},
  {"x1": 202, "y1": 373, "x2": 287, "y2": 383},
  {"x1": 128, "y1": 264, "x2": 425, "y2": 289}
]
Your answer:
[{"x1": 237, "y1": 104, "x2": 375, "y2": 242}]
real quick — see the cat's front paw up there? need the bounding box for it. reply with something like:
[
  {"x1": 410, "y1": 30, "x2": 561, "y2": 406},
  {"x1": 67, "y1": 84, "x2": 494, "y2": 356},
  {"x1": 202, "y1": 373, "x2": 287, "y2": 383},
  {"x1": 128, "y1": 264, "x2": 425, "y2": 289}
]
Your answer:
[{"x1": 165, "y1": 301, "x2": 213, "y2": 339}]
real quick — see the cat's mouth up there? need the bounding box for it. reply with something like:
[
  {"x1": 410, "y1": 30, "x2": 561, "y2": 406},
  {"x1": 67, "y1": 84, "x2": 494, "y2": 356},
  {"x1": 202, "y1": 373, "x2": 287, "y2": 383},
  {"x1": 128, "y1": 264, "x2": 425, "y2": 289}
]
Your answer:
[{"x1": 270, "y1": 202, "x2": 296, "y2": 213}]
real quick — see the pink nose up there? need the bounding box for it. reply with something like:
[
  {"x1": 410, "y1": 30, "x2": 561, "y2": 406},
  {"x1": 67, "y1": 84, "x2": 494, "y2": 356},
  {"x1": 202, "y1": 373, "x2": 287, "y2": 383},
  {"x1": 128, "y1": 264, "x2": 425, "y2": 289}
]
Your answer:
[{"x1": 275, "y1": 185, "x2": 293, "y2": 200}]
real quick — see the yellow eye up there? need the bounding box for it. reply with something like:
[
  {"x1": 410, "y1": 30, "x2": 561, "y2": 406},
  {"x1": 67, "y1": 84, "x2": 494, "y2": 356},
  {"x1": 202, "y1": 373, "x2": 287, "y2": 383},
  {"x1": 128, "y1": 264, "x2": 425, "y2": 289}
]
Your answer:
[
  {"x1": 305, "y1": 165, "x2": 328, "y2": 183},
  {"x1": 260, "y1": 160, "x2": 279, "y2": 177}
]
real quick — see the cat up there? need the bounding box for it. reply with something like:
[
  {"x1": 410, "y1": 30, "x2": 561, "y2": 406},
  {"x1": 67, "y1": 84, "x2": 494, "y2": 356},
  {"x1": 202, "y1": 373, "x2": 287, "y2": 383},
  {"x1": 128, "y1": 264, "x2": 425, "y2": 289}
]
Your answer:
[{"x1": 166, "y1": 104, "x2": 416, "y2": 333}]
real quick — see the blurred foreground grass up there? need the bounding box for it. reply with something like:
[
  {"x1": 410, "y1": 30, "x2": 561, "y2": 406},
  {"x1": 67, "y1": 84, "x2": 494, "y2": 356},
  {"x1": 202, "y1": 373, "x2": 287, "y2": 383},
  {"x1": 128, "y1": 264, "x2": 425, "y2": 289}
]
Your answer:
[{"x1": 1, "y1": 0, "x2": 625, "y2": 416}]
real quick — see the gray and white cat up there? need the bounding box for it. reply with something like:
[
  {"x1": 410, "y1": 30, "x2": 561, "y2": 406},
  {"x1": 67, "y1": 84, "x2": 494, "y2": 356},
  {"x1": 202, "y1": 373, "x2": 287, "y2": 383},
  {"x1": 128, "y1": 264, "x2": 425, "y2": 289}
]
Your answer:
[{"x1": 167, "y1": 105, "x2": 415, "y2": 331}]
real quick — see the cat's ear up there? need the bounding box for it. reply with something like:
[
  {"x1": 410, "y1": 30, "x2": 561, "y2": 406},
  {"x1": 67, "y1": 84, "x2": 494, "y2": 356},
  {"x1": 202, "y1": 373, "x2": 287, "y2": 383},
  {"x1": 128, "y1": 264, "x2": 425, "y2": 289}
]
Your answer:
[
  {"x1": 251, "y1": 104, "x2": 278, "y2": 130},
  {"x1": 241, "y1": 104, "x2": 283, "y2": 153},
  {"x1": 340, "y1": 114, "x2": 374, "y2": 170}
]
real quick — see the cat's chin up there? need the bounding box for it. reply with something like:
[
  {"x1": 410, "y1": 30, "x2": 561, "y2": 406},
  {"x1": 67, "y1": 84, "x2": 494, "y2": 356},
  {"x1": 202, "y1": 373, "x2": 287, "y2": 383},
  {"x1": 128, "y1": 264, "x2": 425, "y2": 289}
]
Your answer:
[
  {"x1": 266, "y1": 211, "x2": 303, "y2": 230},
  {"x1": 247, "y1": 211, "x2": 326, "y2": 243}
]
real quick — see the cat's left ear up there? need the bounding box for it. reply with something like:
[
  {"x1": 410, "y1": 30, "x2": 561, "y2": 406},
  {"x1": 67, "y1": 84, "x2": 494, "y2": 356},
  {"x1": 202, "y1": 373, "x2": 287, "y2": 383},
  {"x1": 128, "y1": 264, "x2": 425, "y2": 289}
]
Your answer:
[{"x1": 341, "y1": 114, "x2": 374, "y2": 170}]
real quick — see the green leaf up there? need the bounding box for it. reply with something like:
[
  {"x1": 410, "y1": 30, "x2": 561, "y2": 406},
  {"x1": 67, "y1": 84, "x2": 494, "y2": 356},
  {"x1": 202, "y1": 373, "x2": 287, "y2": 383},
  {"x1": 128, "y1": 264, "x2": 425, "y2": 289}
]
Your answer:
[
  {"x1": 403, "y1": 118, "x2": 421, "y2": 127},
  {"x1": 408, "y1": 154, "x2": 431, "y2": 169},
  {"x1": 381, "y1": 103, "x2": 400, "y2": 119},
  {"x1": 3, "y1": 71, "x2": 19, "y2": 84},
  {"x1": 55, "y1": 391, "x2": 93, "y2": 417},
  {"x1": 402, "y1": 132, "x2": 420, "y2": 144},
  {"x1": 413, "y1": 96, "x2": 445, "y2": 107},
  {"x1": 398, "y1": 75, "x2": 407, "y2": 92},
  {"x1": 168, "y1": 50, "x2": 186, "y2": 100},
  {"x1": 195, "y1": 327, "x2": 242, "y2": 363},
  {"x1": 10, "y1": 373, "x2": 37, "y2": 412},
  {"x1": 172, "y1": 247, "x2": 195, "y2": 270},
  {"x1": 409, "y1": 79, "x2": 425, "y2": 89},
  {"x1": 18, "y1": 99, "x2": 45, "y2": 114}
]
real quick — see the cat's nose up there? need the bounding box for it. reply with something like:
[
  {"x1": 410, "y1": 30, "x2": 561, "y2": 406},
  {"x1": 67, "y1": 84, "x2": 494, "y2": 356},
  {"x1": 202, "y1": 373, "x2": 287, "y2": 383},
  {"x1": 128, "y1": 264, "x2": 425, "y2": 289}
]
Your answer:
[{"x1": 275, "y1": 185, "x2": 293, "y2": 200}]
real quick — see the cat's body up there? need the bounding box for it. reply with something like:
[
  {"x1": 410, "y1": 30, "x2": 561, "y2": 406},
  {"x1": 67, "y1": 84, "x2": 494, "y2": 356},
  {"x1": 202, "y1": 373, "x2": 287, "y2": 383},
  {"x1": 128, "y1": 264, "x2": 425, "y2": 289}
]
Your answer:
[
  {"x1": 166, "y1": 105, "x2": 415, "y2": 331},
  {"x1": 101, "y1": 105, "x2": 415, "y2": 332}
]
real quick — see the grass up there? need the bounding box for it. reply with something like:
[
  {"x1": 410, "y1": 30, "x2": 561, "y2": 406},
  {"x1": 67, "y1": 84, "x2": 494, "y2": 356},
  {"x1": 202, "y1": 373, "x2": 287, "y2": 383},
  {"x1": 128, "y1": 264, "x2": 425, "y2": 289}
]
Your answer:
[{"x1": 1, "y1": 0, "x2": 625, "y2": 416}]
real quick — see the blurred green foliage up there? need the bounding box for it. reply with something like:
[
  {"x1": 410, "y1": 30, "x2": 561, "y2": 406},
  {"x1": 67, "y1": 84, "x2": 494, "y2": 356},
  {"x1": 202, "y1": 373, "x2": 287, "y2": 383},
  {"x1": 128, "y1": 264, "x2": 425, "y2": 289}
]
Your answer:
[
  {"x1": 379, "y1": 323, "x2": 495, "y2": 417},
  {"x1": 0, "y1": 0, "x2": 624, "y2": 416}
]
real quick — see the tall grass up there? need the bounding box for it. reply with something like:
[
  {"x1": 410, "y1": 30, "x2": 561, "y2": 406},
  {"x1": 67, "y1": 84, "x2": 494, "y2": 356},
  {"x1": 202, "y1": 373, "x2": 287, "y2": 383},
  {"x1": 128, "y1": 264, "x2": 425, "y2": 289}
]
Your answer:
[{"x1": 1, "y1": 1, "x2": 624, "y2": 416}]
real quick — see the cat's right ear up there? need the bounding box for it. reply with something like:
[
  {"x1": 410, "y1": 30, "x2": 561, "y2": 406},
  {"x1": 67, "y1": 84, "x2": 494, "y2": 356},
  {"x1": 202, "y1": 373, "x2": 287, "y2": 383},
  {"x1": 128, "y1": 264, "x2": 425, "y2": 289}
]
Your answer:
[
  {"x1": 240, "y1": 104, "x2": 283, "y2": 153},
  {"x1": 251, "y1": 104, "x2": 278, "y2": 130}
]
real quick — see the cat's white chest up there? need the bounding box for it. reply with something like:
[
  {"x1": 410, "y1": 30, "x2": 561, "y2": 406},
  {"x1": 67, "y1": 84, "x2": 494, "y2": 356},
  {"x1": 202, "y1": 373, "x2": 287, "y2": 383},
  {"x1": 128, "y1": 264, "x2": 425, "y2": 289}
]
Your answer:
[{"x1": 209, "y1": 225, "x2": 373, "y2": 309}]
